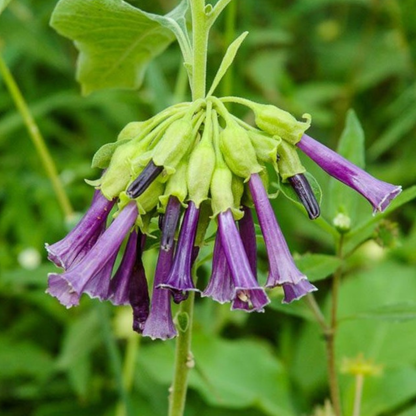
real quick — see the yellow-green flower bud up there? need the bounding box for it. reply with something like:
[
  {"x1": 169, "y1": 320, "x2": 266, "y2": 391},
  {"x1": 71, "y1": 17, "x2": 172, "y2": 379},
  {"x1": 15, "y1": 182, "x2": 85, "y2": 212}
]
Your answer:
[
  {"x1": 277, "y1": 140, "x2": 306, "y2": 181},
  {"x1": 152, "y1": 119, "x2": 194, "y2": 174},
  {"x1": 232, "y1": 174, "x2": 244, "y2": 210},
  {"x1": 187, "y1": 135, "x2": 216, "y2": 208},
  {"x1": 117, "y1": 121, "x2": 147, "y2": 141},
  {"x1": 248, "y1": 130, "x2": 282, "y2": 168},
  {"x1": 100, "y1": 139, "x2": 149, "y2": 199},
  {"x1": 219, "y1": 124, "x2": 262, "y2": 180},
  {"x1": 210, "y1": 166, "x2": 243, "y2": 219},
  {"x1": 253, "y1": 104, "x2": 311, "y2": 145},
  {"x1": 159, "y1": 161, "x2": 188, "y2": 208}
]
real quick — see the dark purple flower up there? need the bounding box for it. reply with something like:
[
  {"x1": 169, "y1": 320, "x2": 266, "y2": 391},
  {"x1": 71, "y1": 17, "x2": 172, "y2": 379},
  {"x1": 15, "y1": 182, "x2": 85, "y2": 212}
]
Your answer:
[
  {"x1": 238, "y1": 206, "x2": 257, "y2": 277},
  {"x1": 45, "y1": 190, "x2": 116, "y2": 269},
  {"x1": 282, "y1": 280, "x2": 317, "y2": 304},
  {"x1": 126, "y1": 161, "x2": 163, "y2": 199},
  {"x1": 158, "y1": 201, "x2": 200, "y2": 300},
  {"x1": 142, "y1": 247, "x2": 177, "y2": 340},
  {"x1": 287, "y1": 174, "x2": 320, "y2": 220},
  {"x1": 46, "y1": 202, "x2": 138, "y2": 308},
  {"x1": 298, "y1": 134, "x2": 402, "y2": 214},
  {"x1": 160, "y1": 196, "x2": 182, "y2": 251},
  {"x1": 218, "y1": 209, "x2": 270, "y2": 312},
  {"x1": 202, "y1": 232, "x2": 234, "y2": 304},
  {"x1": 249, "y1": 174, "x2": 316, "y2": 300},
  {"x1": 108, "y1": 230, "x2": 139, "y2": 305},
  {"x1": 129, "y1": 240, "x2": 150, "y2": 334}
]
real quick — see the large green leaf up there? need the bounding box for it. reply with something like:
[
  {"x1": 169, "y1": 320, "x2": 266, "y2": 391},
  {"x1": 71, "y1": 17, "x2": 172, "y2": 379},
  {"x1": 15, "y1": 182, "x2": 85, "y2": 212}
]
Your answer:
[
  {"x1": 295, "y1": 253, "x2": 342, "y2": 282},
  {"x1": 138, "y1": 332, "x2": 294, "y2": 416},
  {"x1": 50, "y1": 0, "x2": 178, "y2": 94}
]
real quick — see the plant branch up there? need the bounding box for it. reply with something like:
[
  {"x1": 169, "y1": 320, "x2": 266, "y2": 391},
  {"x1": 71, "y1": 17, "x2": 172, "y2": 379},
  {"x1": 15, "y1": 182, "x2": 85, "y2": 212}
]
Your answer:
[{"x1": 0, "y1": 54, "x2": 74, "y2": 219}]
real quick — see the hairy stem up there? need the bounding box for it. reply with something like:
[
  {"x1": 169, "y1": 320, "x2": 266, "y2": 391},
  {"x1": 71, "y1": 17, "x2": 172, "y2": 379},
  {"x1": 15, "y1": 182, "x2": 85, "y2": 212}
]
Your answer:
[
  {"x1": 168, "y1": 290, "x2": 196, "y2": 416},
  {"x1": 0, "y1": 54, "x2": 73, "y2": 219},
  {"x1": 191, "y1": 0, "x2": 208, "y2": 99}
]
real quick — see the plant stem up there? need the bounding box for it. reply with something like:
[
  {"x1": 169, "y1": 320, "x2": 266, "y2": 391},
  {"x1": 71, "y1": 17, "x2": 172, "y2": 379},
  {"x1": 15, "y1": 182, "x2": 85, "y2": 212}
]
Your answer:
[
  {"x1": 116, "y1": 334, "x2": 141, "y2": 416},
  {"x1": 326, "y1": 234, "x2": 345, "y2": 416},
  {"x1": 352, "y1": 374, "x2": 364, "y2": 416},
  {"x1": 168, "y1": 290, "x2": 196, "y2": 416},
  {"x1": 191, "y1": 0, "x2": 208, "y2": 99},
  {"x1": 0, "y1": 54, "x2": 73, "y2": 219}
]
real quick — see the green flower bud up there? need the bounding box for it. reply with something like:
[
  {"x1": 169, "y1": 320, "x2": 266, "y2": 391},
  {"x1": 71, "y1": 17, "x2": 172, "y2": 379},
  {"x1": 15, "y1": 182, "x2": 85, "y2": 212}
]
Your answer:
[
  {"x1": 92, "y1": 140, "x2": 129, "y2": 170},
  {"x1": 136, "y1": 179, "x2": 165, "y2": 215},
  {"x1": 232, "y1": 174, "x2": 244, "y2": 210},
  {"x1": 210, "y1": 165, "x2": 243, "y2": 219},
  {"x1": 117, "y1": 121, "x2": 147, "y2": 141},
  {"x1": 219, "y1": 124, "x2": 262, "y2": 179},
  {"x1": 100, "y1": 139, "x2": 149, "y2": 199},
  {"x1": 253, "y1": 104, "x2": 311, "y2": 145},
  {"x1": 277, "y1": 140, "x2": 306, "y2": 181},
  {"x1": 187, "y1": 135, "x2": 216, "y2": 208},
  {"x1": 159, "y1": 161, "x2": 188, "y2": 208},
  {"x1": 152, "y1": 119, "x2": 194, "y2": 174},
  {"x1": 248, "y1": 130, "x2": 282, "y2": 168}
]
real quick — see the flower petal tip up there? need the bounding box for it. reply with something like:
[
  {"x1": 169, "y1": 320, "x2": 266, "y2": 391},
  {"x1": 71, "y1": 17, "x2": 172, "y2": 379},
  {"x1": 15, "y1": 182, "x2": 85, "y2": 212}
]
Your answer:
[
  {"x1": 374, "y1": 185, "x2": 402, "y2": 214},
  {"x1": 282, "y1": 280, "x2": 317, "y2": 304}
]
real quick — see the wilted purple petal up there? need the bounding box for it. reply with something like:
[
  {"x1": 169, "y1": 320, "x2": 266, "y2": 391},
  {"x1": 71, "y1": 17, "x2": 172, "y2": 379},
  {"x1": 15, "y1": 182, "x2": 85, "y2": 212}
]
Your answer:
[
  {"x1": 249, "y1": 173, "x2": 308, "y2": 289},
  {"x1": 160, "y1": 196, "x2": 181, "y2": 251},
  {"x1": 218, "y1": 210, "x2": 270, "y2": 312},
  {"x1": 288, "y1": 174, "x2": 320, "y2": 220},
  {"x1": 239, "y1": 206, "x2": 257, "y2": 277},
  {"x1": 46, "y1": 202, "x2": 138, "y2": 308},
  {"x1": 282, "y1": 280, "x2": 317, "y2": 303},
  {"x1": 126, "y1": 160, "x2": 163, "y2": 199},
  {"x1": 108, "y1": 230, "x2": 139, "y2": 305},
  {"x1": 202, "y1": 232, "x2": 234, "y2": 304},
  {"x1": 298, "y1": 134, "x2": 402, "y2": 214},
  {"x1": 142, "y1": 247, "x2": 177, "y2": 340},
  {"x1": 129, "y1": 244, "x2": 150, "y2": 334},
  {"x1": 46, "y1": 190, "x2": 116, "y2": 269},
  {"x1": 159, "y1": 202, "x2": 200, "y2": 299}
]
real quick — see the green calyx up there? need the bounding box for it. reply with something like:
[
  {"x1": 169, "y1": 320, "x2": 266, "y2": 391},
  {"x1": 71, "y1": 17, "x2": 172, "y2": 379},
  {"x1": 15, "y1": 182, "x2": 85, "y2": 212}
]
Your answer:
[{"x1": 89, "y1": 96, "x2": 314, "y2": 232}]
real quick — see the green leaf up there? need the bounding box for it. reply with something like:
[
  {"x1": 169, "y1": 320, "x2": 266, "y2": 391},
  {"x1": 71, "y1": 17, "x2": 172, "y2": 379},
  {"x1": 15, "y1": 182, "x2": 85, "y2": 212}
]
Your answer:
[
  {"x1": 138, "y1": 332, "x2": 294, "y2": 416},
  {"x1": 50, "y1": 0, "x2": 176, "y2": 94},
  {"x1": 294, "y1": 253, "x2": 342, "y2": 282},
  {"x1": 329, "y1": 109, "x2": 365, "y2": 222},
  {"x1": 207, "y1": 32, "x2": 249, "y2": 97},
  {"x1": 0, "y1": 0, "x2": 11, "y2": 15}
]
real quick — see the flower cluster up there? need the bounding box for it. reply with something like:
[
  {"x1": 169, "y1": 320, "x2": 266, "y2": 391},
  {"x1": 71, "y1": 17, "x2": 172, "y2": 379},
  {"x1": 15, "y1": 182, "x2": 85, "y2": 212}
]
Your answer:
[{"x1": 46, "y1": 97, "x2": 401, "y2": 340}]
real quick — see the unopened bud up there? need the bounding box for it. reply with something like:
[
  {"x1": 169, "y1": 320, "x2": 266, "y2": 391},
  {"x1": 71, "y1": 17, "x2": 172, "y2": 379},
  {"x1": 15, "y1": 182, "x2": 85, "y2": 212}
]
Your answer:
[{"x1": 333, "y1": 213, "x2": 351, "y2": 233}]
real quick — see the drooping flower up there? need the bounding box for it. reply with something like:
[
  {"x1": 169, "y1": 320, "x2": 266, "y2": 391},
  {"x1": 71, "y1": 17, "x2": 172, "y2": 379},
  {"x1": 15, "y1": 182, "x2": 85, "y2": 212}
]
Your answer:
[
  {"x1": 46, "y1": 190, "x2": 116, "y2": 269},
  {"x1": 297, "y1": 134, "x2": 402, "y2": 214},
  {"x1": 248, "y1": 173, "x2": 317, "y2": 301},
  {"x1": 47, "y1": 201, "x2": 138, "y2": 308}
]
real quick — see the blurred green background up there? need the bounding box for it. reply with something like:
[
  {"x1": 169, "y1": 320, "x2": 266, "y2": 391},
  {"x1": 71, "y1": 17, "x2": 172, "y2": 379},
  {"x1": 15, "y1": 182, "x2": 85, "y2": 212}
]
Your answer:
[{"x1": 1, "y1": 0, "x2": 416, "y2": 415}]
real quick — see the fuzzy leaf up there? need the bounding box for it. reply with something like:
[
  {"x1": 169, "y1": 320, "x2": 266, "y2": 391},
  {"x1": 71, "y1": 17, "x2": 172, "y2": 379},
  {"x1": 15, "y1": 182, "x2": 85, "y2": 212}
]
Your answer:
[
  {"x1": 295, "y1": 253, "x2": 342, "y2": 282},
  {"x1": 50, "y1": 0, "x2": 176, "y2": 94}
]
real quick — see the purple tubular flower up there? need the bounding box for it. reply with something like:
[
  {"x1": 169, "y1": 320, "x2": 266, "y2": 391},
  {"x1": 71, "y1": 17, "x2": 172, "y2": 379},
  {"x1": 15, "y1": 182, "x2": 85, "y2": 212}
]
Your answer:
[
  {"x1": 108, "y1": 230, "x2": 139, "y2": 305},
  {"x1": 249, "y1": 173, "x2": 316, "y2": 299},
  {"x1": 46, "y1": 190, "x2": 116, "y2": 269},
  {"x1": 160, "y1": 196, "x2": 182, "y2": 251},
  {"x1": 239, "y1": 206, "x2": 257, "y2": 277},
  {"x1": 126, "y1": 160, "x2": 163, "y2": 199},
  {"x1": 218, "y1": 209, "x2": 270, "y2": 312},
  {"x1": 142, "y1": 246, "x2": 177, "y2": 340},
  {"x1": 158, "y1": 201, "x2": 200, "y2": 300},
  {"x1": 46, "y1": 202, "x2": 138, "y2": 308},
  {"x1": 288, "y1": 174, "x2": 320, "y2": 220},
  {"x1": 202, "y1": 232, "x2": 234, "y2": 304},
  {"x1": 129, "y1": 241, "x2": 150, "y2": 334},
  {"x1": 282, "y1": 280, "x2": 317, "y2": 304},
  {"x1": 298, "y1": 134, "x2": 402, "y2": 213}
]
